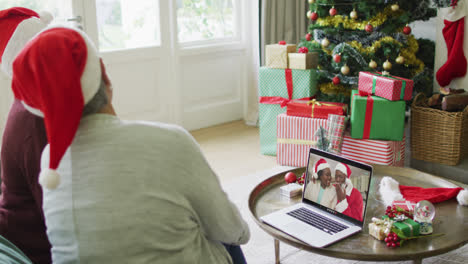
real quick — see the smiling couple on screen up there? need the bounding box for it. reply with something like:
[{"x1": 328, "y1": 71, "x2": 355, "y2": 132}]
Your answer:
[{"x1": 304, "y1": 158, "x2": 364, "y2": 222}]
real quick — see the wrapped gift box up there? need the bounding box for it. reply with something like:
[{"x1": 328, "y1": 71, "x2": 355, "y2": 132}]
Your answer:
[
  {"x1": 259, "y1": 67, "x2": 318, "y2": 155},
  {"x1": 286, "y1": 99, "x2": 347, "y2": 119},
  {"x1": 358, "y1": 71, "x2": 414, "y2": 101},
  {"x1": 383, "y1": 216, "x2": 420, "y2": 237},
  {"x1": 276, "y1": 113, "x2": 328, "y2": 166},
  {"x1": 341, "y1": 131, "x2": 406, "y2": 167},
  {"x1": 280, "y1": 183, "x2": 303, "y2": 197},
  {"x1": 266, "y1": 43, "x2": 297, "y2": 69},
  {"x1": 288, "y1": 52, "x2": 318, "y2": 70},
  {"x1": 350, "y1": 90, "x2": 406, "y2": 141},
  {"x1": 369, "y1": 222, "x2": 387, "y2": 240},
  {"x1": 392, "y1": 200, "x2": 417, "y2": 212}
]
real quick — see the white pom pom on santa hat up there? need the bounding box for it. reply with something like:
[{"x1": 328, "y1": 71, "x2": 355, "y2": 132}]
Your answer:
[
  {"x1": 457, "y1": 189, "x2": 468, "y2": 206},
  {"x1": 379, "y1": 176, "x2": 468, "y2": 207},
  {"x1": 38, "y1": 11, "x2": 53, "y2": 24},
  {"x1": 39, "y1": 168, "x2": 61, "y2": 190}
]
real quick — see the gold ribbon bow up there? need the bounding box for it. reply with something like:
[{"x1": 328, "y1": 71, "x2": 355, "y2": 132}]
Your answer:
[{"x1": 306, "y1": 99, "x2": 334, "y2": 118}]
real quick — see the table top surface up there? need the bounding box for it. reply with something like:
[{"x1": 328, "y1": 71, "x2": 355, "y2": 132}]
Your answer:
[{"x1": 248, "y1": 165, "x2": 468, "y2": 261}]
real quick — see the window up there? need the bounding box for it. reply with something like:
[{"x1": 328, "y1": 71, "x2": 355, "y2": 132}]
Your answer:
[
  {"x1": 176, "y1": 0, "x2": 237, "y2": 43},
  {"x1": 95, "y1": 0, "x2": 161, "y2": 51},
  {"x1": 0, "y1": 0, "x2": 72, "y2": 24}
]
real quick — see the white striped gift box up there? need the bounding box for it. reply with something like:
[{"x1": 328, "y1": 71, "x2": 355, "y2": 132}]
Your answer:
[
  {"x1": 341, "y1": 132, "x2": 405, "y2": 167},
  {"x1": 277, "y1": 113, "x2": 328, "y2": 167},
  {"x1": 276, "y1": 113, "x2": 405, "y2": 167}
]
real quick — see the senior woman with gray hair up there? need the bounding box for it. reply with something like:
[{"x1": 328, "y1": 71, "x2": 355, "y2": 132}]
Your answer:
[{"x1": 11, "y1": 26, "x2": 249, "y2": 264}]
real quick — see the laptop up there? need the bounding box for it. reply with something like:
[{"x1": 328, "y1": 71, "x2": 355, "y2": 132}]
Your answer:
[{"x1": 261, "y1": 147, "x2": 373, "y2": 247}]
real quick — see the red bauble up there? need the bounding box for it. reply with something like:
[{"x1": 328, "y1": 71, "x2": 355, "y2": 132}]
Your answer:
[
  {"x1": 365, "y1": 24, "x2": 373, "y2": 33},
  {"x1": 311, "y1": 12, "x2": 318, "y2": 21},
  {"x1": 284, "y1": 172, "x2": 297, "y2": 183},
  {"x1": 329, "y1": 7, "x2": 337, "y2": 16},
  {"x1": 333, "y1": 54, "x2": 342, "y2": 63},
  {"x1": 278, "y1": 40, "x2": 286, "y2": 45},
  {"x1": 305, "y1": 33, "x2": 312, "y2": 41},
  {"x1": 403, "y1": 25, "x2": 412, "y2": 35},
  {"x1": 332, "y1": 76, "x2": 340, "y2": 85}
]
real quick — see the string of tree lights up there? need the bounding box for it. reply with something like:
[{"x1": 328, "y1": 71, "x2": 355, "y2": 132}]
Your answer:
[{"x1": 299, "y1": 0, "x2": 439, "y2": 102}]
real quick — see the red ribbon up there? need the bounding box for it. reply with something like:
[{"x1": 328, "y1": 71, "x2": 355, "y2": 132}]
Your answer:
[
  {"x1": 357, "y1": 91, "x2": 374, "y2": 139},
  {"x1": 259, "y1": 69, "x2": 310, "y2": 107}
]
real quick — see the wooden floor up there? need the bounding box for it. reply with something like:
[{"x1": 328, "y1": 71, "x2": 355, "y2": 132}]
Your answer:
[{"x1": 190, "y1": 120, "x2": 277, "y2": 182}]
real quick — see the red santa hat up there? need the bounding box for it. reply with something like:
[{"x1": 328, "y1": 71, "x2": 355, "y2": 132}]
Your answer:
[
  {"x1": 0, "y1": 7, "x2": 53, "y2": 78},
  {"x1": 334, "y1": 162, "x2": 353, "y2": 194},
  {"x1": 11, "y1": 27, "x2": 102, "y2": 190},
  {"x1": 312, "y1": 158, "x2": 330, "y2": 179},
  {"x1": 379, "y1": 176, "x2": 468, "y2": 207}
]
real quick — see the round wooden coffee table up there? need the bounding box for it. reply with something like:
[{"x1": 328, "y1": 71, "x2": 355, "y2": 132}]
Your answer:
[{"x1": 248, "y1": 165, "x2": 468, "y2": 264}]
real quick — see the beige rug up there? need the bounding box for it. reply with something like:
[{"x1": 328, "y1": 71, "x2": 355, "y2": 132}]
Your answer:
[{"x1": 222, "y1": 166, "x2": 467, "y2": 264}]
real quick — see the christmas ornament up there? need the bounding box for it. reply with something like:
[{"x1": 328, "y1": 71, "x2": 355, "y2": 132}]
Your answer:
[
  {"x1": 321, "y1": 38, "x2": 330, "y2": 47},
  {"x1": 383, "y1": 60, "x2": 392, "y2": 70},
  {"x1": 436, "y1": 2, "x2": 467, "y2": 87},
  {"x1": 307, "y1": 10, "x2": 312, "y2": 19},
  {"x1": 311, "y1": 11, "x2": 319, "y2": 21},
  {"x1": 308, "y1": 0, "x2": 316, "y2": 3},
  {"x1": 391, "y1": 4, "x2": 400, "y2": 11},
  {"x1": 384, "y1": 232, "x2": 401, "y2": 248},
  {"x1": 396, "y1": 55, "x2": 405, "y2": 64},
  {"x1": 298, "y1": 172, "x2": 306, "y2": 185},
  {"x1": 414, "y1": 200, "x2": 435, "y2": 235},
  {"x1": 284, "y1": 172, "x2": 297, "y2": 183},
  {"x1": 369, "y1": 60, "x2": 378, "y2": 69},
  {"x1": 403, "y1": 25, "x2": 412, "y2": 35},
  {"x1": 278, "y1": 40, "x2": 286, "y2": 45},
  {"x1": 333, "y1": 53, "x2": 342, "y2": 63},
  {"x1": 332, "y1": 76, "x2": 340, "y2": 85},
  {"x1": 329, "y1": 6, "x2": 337, "y2": 16},
  {"x1": 350, "y1": 9, "x2": 358, "y2": 20},
  {"x1": 305, "y1": 33, "x2": 312, "y2": 41},
  {"x1": 298, "y1": 47, "x2": 309, "y2": 53},
  {"x1": 341, "y1": 64, "x2": 350, "y2": 75},
  {"x1": 365, "y1": 24, "x2": 373, "y2": 33}
]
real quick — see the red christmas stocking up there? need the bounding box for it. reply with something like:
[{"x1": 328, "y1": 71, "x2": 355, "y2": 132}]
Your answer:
[{"x1": 436, "y1": 2, "x2": 468, "y2": 87}]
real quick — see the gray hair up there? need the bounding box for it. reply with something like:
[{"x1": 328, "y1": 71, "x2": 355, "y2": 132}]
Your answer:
[{"x1": 82, "y1": 79, "x2": 109, "y2": 116}]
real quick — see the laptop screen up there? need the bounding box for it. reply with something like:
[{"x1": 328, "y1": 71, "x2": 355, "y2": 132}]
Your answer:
[{"x1": 302, "y1": 148, "x2": 372, "y2": 227}]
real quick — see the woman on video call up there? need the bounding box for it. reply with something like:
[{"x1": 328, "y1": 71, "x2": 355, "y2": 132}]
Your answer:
[
  {"x1": 333, "y1": 163, "x2": 364, "y2": 221},
  {"x1": 304, "y1": 159, "x2": 337, "y2": 208}
]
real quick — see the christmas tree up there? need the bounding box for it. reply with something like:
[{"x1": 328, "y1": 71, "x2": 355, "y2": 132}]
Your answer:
[{"x1": 299, "y1": 0, "x2": 438, "y2": 103}]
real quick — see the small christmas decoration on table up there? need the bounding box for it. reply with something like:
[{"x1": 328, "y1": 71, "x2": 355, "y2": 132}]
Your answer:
[{"x1": 280, "y1": 172, "x2": 303, "y2": 197}]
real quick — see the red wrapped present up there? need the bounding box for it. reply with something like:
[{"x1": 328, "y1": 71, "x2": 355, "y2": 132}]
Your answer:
[
  {"x1": 286, "y1": 99, "x2": 347, "y2": 119},
  {"x1": 392, "y1": 200, "x2": 417, "y2": 211},
  {"x1": 358, "y1": 71, "x2": 414, "y2": 101}
]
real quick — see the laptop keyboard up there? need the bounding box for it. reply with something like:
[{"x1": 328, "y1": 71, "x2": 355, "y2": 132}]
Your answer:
[{"x1": 287, "y1": 207, "x2": 349, "y2": 235}]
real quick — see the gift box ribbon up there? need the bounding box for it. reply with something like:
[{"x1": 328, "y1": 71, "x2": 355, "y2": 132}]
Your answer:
[
  {"x1": 259, "y1": 69, "x2": 312, "y2": 107},
  {"x1": 306, "y1": 99, "x2": 336, "y2": 118},
  {"x1": 372, "y1": 72, "x2": 407, "y2": 100},
  {"x1": 356, "y1": 91, "x2": 374, "y2": 139},
  {"x1": 277, "y1": 138, "x2": 316, "y2": 145}
]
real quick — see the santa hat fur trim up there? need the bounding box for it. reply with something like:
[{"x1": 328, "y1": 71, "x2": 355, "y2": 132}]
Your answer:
[
  {"x1": 379, "y1": 176, "x2": 468, "y2": 206},
  {"x1": 312, "y1": 158, "x2": 330, "y2": 179},
  {"x1": 12, "y1": 27, "x2": 102, "y2": 190},
  {"x1": 0, "y1": 7, "x2": 53, "y2": 78}
]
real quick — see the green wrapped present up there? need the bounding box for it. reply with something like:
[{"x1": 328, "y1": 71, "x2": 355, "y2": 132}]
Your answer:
[
  {"x1": 350, "y1": 90, "x2": 405, "y2": 141},
  {"x1": 383, "y1": 215, "x2": 420, "y2": 237},
  {"x1": 258, "y1": 67, "x2": 318, "y2": 155}
]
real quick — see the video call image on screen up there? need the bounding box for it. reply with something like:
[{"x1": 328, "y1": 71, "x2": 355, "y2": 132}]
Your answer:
[{"x1": 303, "y1": 153, "x2": 370, "y2": 222}]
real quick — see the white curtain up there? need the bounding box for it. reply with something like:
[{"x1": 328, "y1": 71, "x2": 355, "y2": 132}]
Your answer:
[{"x1": 244, "y1": 0, "x2": 308, "y2": 126}]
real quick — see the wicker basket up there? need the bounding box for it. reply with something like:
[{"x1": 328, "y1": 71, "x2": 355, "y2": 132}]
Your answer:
[{"x1": 410, "y1": 93, "x2": 468, "y2": 165}]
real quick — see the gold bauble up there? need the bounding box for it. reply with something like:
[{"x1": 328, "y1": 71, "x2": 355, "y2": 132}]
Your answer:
[
  {"x1": 369, "y1": 60, "x2": 377, "y2": 69},
  {"x1": 341, "y1": 65, "x2": 350, "y2": 75},
  {"x1": 383, "y1": 60, "x2": 392, "y2": 70},
  {"x1": 308, "y1": 0, "x2": 316, "y2": 4},
  {"x1": 307, "y1": 10, "x2": 312, "y2": 19},
  {"x1": 396, "y1": 55, "x2": 405, "y2": 64},
  {"x1": 350, "y1": 10, "x2": 358, "y2": 20},
  {"x1": 321, "y1": 38, "x2": 330, "y2": 48},
  {"x1": 391, "y1": 4, "x2": 399, "y2": 11}
]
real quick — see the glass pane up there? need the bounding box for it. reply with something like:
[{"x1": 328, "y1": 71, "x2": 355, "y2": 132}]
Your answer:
[
  {"x1": 177, "y1": 0, "x2": 235, "y2": 43},
  {"x1": 96, "y1": 0, "x2": 160, "y2": 51},
  {"x1": 0, "y1": 0, "x2": 73, "y2": 25}
]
